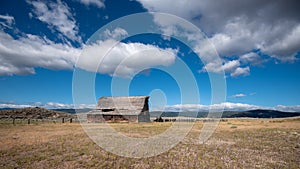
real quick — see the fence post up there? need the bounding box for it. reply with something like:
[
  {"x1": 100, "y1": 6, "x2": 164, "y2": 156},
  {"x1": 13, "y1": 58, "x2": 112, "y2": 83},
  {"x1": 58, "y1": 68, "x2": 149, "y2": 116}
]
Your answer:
[
  {"x1": 28, "y1": 119, "x2": 30, "y2": 125},
  {"x1": 62, "y1": 118, "x2": 65, "y2": 123},
  {"x1": 70, "y1": 118, "x2": 72, "y2": 123},
  {"x1": 13, "y1": 118, "x2": 15, "y2": 125}
]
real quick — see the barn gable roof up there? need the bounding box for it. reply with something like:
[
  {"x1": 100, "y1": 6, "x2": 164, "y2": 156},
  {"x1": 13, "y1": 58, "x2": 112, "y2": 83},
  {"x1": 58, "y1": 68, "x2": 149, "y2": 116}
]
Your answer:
[
  {"x1": 91, "y1": 96, "x2": 149, "y2": 115},
  {"x1": 98, "y1": 96, "x2": 149, "y2": 111}
]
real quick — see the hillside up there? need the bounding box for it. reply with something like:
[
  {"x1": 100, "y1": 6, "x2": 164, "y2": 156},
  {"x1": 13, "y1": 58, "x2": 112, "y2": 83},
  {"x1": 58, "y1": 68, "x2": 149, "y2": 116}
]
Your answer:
[
  {"x1": 150, "y1": 109, "x2": 300, "y2": 118},
  {"x1": 223, "y1": 109, "x2": 300, "y2": 118},
  {"x1": 0, "y1": 107, "x2": 75, "y2": 119}
]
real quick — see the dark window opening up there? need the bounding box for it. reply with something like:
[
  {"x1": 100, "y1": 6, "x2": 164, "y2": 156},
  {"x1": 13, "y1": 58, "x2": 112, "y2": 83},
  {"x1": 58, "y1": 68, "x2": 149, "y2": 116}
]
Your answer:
[{"x1": 102, "y1": 109, "x2": 115, "y2": 112}]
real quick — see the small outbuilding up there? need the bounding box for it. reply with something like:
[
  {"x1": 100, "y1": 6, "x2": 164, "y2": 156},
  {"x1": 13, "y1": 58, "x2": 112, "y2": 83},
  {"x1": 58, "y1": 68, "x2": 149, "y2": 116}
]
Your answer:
[{"x1": 87, "y1": 96, "x2": 150, "y2": 123}]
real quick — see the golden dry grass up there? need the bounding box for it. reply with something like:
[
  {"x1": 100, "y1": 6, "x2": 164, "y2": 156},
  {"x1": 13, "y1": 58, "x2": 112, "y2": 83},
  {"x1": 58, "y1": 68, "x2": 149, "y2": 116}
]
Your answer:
[{"x1": 0, "y1": 117, "x2": 299, "y2": 168}]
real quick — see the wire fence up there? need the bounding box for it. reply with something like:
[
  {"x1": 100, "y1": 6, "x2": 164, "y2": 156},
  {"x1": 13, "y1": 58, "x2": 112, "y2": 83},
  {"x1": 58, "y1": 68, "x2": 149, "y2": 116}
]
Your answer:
[
  {"x1": 0, "y1": 117, "x2": 80, "y2": 125},
  {"x1": 0, "y1": 116, "x2": 229, "y2": 125}
]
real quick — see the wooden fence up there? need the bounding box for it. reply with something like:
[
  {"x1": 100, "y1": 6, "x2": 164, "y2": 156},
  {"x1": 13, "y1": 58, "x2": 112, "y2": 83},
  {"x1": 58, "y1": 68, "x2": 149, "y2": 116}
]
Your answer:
[{"x1": 0, "y1": 117, "x2": 79, "y2": 125}]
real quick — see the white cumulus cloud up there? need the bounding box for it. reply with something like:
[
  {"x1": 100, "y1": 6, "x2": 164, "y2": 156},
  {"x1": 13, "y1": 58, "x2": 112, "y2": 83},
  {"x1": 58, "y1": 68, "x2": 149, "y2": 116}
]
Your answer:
[
  {"x1": 230, "y1": 67, "x2": 250, "y2": 77},
  {"x1": 136, "y1": 0, "x2": 300, "y2": 77},
  {"x1": 101, "y1": 27, "x2": 128, "y2": 40},
  {"x1": 230, "y1": 93, "x2": 246, "y2": 98},
  {"x1": 77, "y1": 38, "x2": 177, "y2": 77},
  {"x1": 77, "y1": 0, "x2": 105, "y2": 8},
  {"x1": 0, "y1": 30, "x2": 80, "y2": 76},
  {"x1": 0, "y1": 14, "x2": 15, "y2": 29},
  {"x1": 27, "y1": 0, "x2": 81, "y2": 43},
  {"x1": 0, "y1": 24, "x2": 177, "y2": 77},
  {"x1": 240, "y1": 52, "x2": 264, "y2": 66},
  {"x1": 202, "y1": 60, "x2": 249, "y2": 77}
]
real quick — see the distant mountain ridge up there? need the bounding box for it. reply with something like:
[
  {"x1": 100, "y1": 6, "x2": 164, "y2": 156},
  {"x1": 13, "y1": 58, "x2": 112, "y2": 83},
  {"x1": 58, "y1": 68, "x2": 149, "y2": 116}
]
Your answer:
[
  {"x1": 1, "y1": 108, "x2": 300, "y2": 119},
  {"x1": 151, "y1": 109, "x2": 300, "y2": 118},
  {"x1": 222, "y1": 109, "x2": 300, "y2": 118},
  {"x1": 54, "y1": 108, "x2": 92, "y2": 114}
]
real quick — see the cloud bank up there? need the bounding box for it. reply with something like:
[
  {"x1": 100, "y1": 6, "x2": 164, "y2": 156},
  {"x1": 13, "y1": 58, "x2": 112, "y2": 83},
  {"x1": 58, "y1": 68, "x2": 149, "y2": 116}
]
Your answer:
[
  {"x1": 2, "y1": 102, "x2": 300, "y2": 112},
  {"x1": 161, "y1": 102, "x2": 261, "y2": 112},
  {"x1": 0, "y1": 102, "x2": 95, "y2": 109},
  {"x1": 154, "y1": 103, "x2": 300, "y2": 112}
]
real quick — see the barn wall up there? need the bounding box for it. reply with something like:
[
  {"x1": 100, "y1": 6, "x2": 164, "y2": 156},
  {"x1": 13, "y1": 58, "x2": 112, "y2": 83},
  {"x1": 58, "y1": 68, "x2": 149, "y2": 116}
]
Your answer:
[
  {"x1": 87, "y1": 114, "x2": 139, "y2": 123},
  {"x1": 123, "y1": 115, "x2": 138, "y2": 123},
  {"x1": 87, "y1": 114, "x2": 105, "y2": 123},
  {"x1": 138, "y1": 111, "x2": 150, "y2": 122}
]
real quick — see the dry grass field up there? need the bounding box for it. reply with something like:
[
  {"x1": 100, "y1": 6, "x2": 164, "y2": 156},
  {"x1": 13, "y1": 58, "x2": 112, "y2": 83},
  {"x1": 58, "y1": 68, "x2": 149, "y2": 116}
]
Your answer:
[{"x1": 0, "y1": 117, "x2": 299, "y2": 168}]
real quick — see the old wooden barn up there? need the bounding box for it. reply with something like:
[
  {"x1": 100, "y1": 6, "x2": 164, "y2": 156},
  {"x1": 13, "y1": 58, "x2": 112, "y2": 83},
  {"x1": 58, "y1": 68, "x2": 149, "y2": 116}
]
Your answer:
[{"x1": 87, "y1": 96, "x2": 150, "y2": 123}]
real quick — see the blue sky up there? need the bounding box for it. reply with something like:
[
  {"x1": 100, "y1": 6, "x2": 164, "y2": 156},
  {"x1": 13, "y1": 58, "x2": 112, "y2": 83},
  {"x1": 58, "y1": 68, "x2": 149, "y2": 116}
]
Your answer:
[{"x1": 0, "y1": 0, "x2": 300, "y2": 112}]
